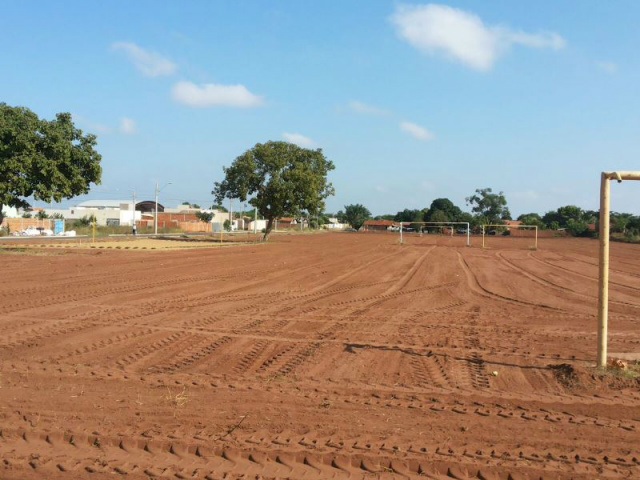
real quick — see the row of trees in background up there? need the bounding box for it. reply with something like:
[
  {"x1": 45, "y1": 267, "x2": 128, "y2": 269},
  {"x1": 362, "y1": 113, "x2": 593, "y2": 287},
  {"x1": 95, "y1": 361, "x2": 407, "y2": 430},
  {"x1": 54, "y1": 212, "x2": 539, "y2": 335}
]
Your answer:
[
  {"x1": 335, "y1": 188, "x2": 640, "y2": 239},
  {"x1": 517, "y1": 208, "x2": 640, "y2": 238}
]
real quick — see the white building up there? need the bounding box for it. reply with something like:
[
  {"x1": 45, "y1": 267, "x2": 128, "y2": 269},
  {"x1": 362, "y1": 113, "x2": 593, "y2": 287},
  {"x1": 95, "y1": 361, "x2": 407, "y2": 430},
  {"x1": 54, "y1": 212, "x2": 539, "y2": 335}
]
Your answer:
[
  {"x1": 247, "y1": 219, "x2": 268, "y2": 231},
  {"x1": 44, "y1": 200, "x2": 141, "y2": 226},
  {"x1": 1, "y1": 205, "x2": 18, "y2": 219},
  {"x1": 32, "y1": 200, "x2": 230, "y2": 228},
  {"x1": 325, "y1": 217, "x2": 349, "y2": 229}
]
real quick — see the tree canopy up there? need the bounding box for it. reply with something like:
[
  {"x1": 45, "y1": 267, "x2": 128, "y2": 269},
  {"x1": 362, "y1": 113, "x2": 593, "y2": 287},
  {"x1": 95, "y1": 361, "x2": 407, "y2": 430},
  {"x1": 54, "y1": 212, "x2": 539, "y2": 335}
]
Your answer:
[
  {"x1": 424, "y1": 198, "x2": 464, "y2": 222},
  {"x1": 465, "y1": 188, "x2": 509, "y2": 225},
  {"x1": 517, "y1": 212, "x2": 545, "y2": 228},
  {"x1": 394, "y1": 208, "x2": 424, "y2": 223},
  {"x1": 0, "y1": 103, "x2": 102, "y2": 224},
  {"x1": 343, "y1": 204, "x2": 371, "y2": 230},
  {"x1": 212, "y1": 141, "x2": 334, "y2": 240},
  {"x1": 195, "y1": 210, "x2": 214, "y2": 222}
]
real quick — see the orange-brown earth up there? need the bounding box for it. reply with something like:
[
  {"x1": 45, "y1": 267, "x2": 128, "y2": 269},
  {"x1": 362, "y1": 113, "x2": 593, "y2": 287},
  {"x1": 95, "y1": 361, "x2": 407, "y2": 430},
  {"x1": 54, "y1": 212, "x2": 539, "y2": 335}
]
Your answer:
[{"x1": 1, "y1": 232, "x2": 639, "y2": 480}]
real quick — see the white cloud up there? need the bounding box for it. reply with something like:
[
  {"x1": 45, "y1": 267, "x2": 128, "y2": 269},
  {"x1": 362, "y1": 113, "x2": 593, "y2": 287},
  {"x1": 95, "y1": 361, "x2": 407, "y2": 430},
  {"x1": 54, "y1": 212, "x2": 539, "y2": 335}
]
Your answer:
[
  {"x1": 374, "y1": 185, "x2": 388, "y2": 193},
  {"x1": 119, "y1": 117, "x2": 137, "y2": 135},
  {"x1": 111, "y1": 41, "x2": 177, "y2": 77},
  {"x1": 596, "y1": 61, "x2": 618, "y2": 74},
  {"x1": 347, "y1": 100, "x2": 389, "y2": 115},
  {"x1": 390, "y1": 4, "x2": 565, "y2": 71},
  {"x1": 400, "y1": 121, "x2": 434, "y2": 140},
  {"x1": 282, "y1": 132, "x2": 315, "y2": 148},
  {"x1": 172, "y1": 81, "x2": 264, "y2": 108}
]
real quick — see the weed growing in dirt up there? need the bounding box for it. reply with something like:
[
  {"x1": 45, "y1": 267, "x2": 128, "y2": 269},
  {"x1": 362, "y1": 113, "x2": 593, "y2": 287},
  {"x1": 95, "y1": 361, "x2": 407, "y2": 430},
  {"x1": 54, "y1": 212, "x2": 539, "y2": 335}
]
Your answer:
[
  {"x1": 164, "y1": 386, "x2": 189, "y2": 408},
  {"x1": 599, "y1": 361, "x2": 640, "y2": 380}
]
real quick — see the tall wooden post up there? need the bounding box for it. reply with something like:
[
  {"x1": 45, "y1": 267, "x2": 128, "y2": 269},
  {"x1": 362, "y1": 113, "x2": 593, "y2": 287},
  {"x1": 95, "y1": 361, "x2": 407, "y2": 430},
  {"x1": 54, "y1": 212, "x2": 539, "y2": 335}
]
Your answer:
[
  {"x1": 597, "y1": 173, "x2": 611, "y2": 368},
  {"x1": 596, "y1": 171, "x2": 640, "y2": 368}
]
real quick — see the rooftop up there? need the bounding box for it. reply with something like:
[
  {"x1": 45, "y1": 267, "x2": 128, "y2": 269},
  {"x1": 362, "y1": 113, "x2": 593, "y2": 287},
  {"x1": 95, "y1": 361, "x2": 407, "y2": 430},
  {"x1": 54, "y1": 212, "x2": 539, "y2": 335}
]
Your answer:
[
  {"x1": 76, "y1": 200, "x2": 132, "y2": 209},
  {"x1": 364, "y1": 219, "x2": 396, "y2": 226}
]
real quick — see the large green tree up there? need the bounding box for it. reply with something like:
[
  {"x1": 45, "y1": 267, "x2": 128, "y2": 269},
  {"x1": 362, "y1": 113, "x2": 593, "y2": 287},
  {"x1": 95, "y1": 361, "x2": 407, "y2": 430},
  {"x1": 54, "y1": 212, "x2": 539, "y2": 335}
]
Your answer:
[
  {"x1": 343, "y1": 204, "x2": 371, "y2": 230},
  {"x1": 394, "y1": 208, "x2": 424, "y2": 223},
  {"x1": 212, "y1": 141, "x2": 335, "y2": 240},
  {"x1": 0, "y1": 104, "x2": 102, "y2": 225},
  {"x1": 424, "y1": 198, "x2": 464, "y2": 223},
  {"x1": 517, "y1": 212, "x2": 545, "y2": 229},
  {"x1": 465, "y1": 188, "x2": 509, "y2": 225}
]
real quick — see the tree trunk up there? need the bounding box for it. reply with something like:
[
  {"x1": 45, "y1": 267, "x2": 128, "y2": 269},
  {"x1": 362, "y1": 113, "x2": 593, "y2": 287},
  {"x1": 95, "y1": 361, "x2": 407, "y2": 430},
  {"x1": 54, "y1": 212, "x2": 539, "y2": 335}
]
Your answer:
[
  {"x1": 263, "y1": 217, "x2": 275, "y2": 242},
  {"x1": 0, "y1": 203, "x2": 4, "y2": 231}
]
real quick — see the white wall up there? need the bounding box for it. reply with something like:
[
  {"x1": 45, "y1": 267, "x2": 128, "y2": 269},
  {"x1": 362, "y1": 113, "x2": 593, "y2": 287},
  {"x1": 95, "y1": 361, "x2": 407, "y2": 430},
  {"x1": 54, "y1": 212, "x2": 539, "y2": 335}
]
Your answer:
[
  {"x1": 40, "y1": 207, "x2": 141, "y2": 226},
  {"x1": 1, "y1": 205, "x2": 18, "y2": 218},
  {"x1": 325, "y1": 222, "x2": 349, "y2": 229},
  {"x1": 247, "y1": 219, "x2": 267, "y2": 231},
  {"x1": 120, "y1": 209, "x2": 142, "y2": 226}
]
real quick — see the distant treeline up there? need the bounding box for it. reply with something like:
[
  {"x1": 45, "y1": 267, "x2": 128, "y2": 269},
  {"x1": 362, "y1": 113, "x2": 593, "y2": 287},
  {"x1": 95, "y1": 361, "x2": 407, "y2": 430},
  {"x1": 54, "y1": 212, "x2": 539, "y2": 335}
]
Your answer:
[{"x1": 331, "y1": 189, "x2": 640, "y2": 239}]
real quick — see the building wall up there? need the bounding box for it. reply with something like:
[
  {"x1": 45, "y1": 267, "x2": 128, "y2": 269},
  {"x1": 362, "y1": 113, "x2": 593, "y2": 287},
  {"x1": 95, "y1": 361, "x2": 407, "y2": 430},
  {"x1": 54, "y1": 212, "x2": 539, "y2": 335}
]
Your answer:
[
  {"x1": 366, "y1": 225, "x2": 390, "y2": 231},
  {"x1": 155, "y1": 212, "x2": 199, "y2": 224},
  {"x1": 179, "y1": 221, "x2": 211, "y2": 233},
  {"x1": 3, "y1": 218, "x2": 52, "y2": 232},
  {"x1": 247, "y1": 219, "x2": 268, "y2": 231},
  {"x1": 38, "y1": 207, "x2": 141, "y2": 227},
  {"x1": 1, "y1": 206, "x2": 19, "y2": 219},
  {"x1": 509, "y1": 229, "x2": 568, "y2": 238},
  {"x1": 325, "y1": 222, "x2": 349, "y2": 229}
]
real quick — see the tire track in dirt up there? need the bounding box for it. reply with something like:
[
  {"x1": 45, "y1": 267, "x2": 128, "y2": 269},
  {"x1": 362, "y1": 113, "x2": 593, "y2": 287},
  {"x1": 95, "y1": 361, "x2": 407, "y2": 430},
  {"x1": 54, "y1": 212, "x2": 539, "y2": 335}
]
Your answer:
[
  {"x1": 0, "y1": 320, "x2": 99, "y2": 350},
  {"x1": 50, "y1": 328, "x2": 156, "y2": 362},
  {"x1": 116, "y1": 333, "x2": 198, "y2": 371},
  {"x1": 553, "y1": 251, "x2": 640, "y2": 279},
  {"x1": 115, "y1": 331, "x2": 189, "y2": 369},
  {"x1": 456, "y1": 251, "x2": 560, "y2": 311},
  {"x1": 0, "y1": 424, "x2": 632, "y2": 480},
  {"x1": 528, "y1": 251, "x2": 640, "y2": 292},
  {"x1": 496, "y1": 251, "x2": 640, "y2": 310},
  {"x1": 409, "y1": 354, "x2": 450, "y2": 388},
  {"x1": 307, "y1": 247, "x2": 405, "y2": 295},
  {"x1": 233, "y1": 340, "x2": 271, "y2": 374},
  {"x1": 150, "y1": 336, "x2": 233, "y2": 373},
  {"x1": 382, "y1": 246, "x2": 435, "y2": 295}
]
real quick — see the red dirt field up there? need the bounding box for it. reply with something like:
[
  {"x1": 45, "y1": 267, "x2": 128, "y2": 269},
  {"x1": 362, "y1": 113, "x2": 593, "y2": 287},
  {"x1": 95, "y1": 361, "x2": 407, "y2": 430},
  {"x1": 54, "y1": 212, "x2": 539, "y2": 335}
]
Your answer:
[{"x1": 1, "y1": 232, "x2": 639, "y2": 480}]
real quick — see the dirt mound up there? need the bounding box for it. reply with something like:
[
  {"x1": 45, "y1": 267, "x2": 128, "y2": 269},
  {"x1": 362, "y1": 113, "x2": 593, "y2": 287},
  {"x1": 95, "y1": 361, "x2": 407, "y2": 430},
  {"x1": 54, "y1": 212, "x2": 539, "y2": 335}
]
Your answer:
[{"x1": 549, "y1": 362, "x2": 640, "y2": 392}]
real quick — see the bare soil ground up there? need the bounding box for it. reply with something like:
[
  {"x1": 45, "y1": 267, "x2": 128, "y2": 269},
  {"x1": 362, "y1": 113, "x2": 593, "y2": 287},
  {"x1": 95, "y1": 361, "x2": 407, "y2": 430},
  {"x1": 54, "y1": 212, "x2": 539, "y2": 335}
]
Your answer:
[{"x1": 1, "y1": 232, "x2": 639, "y2": 480}]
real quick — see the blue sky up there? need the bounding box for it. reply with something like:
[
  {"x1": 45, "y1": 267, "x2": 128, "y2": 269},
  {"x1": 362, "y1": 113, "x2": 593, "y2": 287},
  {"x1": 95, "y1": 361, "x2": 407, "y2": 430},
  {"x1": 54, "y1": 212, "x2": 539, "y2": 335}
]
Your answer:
[{"x1": 2, "y1": 1, "x2": 639, "y2": 216}]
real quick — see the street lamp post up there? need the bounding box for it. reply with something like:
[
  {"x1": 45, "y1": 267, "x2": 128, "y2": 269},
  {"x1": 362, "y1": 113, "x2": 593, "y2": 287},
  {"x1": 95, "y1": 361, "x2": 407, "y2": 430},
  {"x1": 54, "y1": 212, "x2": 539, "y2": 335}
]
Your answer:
[{"x1": 155, "y1": 181, "x2": 172, "y2": 235}]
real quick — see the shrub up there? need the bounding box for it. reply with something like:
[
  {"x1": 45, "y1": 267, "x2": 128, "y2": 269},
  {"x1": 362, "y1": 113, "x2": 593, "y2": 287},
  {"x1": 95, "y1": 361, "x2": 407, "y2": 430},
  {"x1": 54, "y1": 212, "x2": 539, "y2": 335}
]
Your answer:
[{"x1": 73, "y1": 215, "x2": 96, "y2": 227}]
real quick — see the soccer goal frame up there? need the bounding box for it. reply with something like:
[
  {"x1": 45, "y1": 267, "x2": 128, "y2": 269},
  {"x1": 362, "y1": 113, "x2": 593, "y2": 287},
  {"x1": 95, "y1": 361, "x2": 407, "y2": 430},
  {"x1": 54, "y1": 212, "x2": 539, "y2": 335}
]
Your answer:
[
  {"x1": 597, "y1": 171, "x2": 640, "y2": 368},
  {"x1": 398, "y1": 221, "x2": 470, "y2": 246},
  {"x1": 481, "y1": 224, "x2": 538, "y2": 250}
]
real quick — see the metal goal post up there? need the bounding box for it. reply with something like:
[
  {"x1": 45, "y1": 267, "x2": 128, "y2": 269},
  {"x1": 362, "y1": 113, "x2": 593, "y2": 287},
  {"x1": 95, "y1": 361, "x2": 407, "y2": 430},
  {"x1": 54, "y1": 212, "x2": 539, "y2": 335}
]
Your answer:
[
  {"x1": 597, "y1": 171, "x2": 640, "y2": 368},
  {"x1": 399, "y1": 221, "x2": 470, "y2": 246}
]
